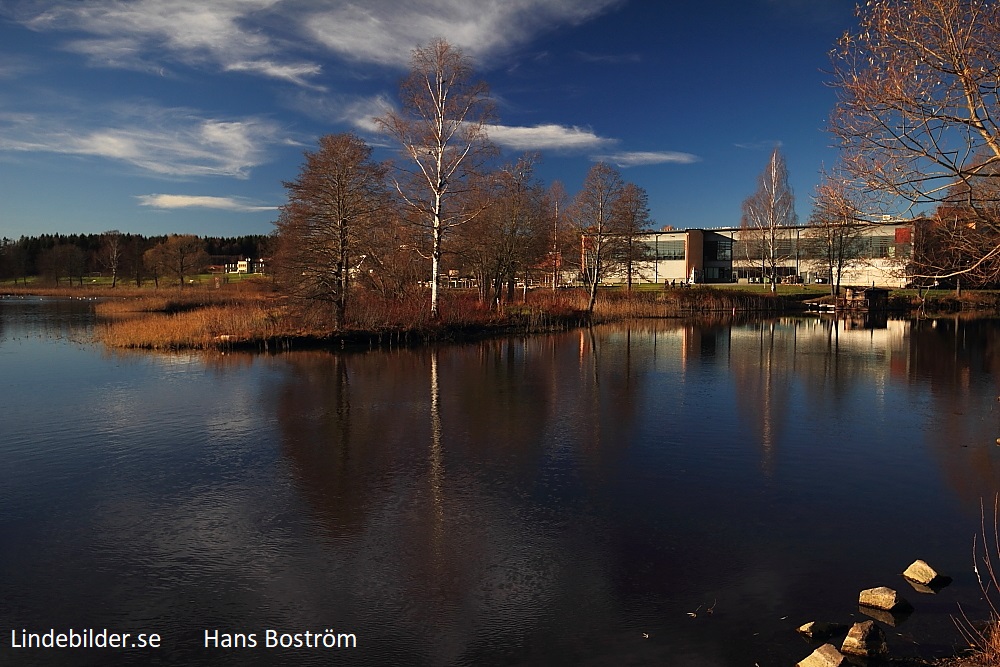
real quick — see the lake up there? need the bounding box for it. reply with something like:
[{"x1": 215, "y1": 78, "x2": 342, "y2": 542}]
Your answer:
[{"x1": 2, "y1": 296, "x2": 999, "y2": 666}]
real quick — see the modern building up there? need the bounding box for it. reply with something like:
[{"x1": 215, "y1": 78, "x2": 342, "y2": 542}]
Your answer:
[{"x1": 590, "y1": 219, "x2": 916, "y2": 288}]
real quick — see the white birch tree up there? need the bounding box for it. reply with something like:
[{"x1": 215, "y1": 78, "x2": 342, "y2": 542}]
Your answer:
[
  {"x1": 376, "y1": 38, "x2": 495, "y2": 319},
  {"x1": 741, "y1": 147, "x2": 797, "y2": 292},
  {"x1": 574, "y1": 162, "x2": 625, "y2": 313}
]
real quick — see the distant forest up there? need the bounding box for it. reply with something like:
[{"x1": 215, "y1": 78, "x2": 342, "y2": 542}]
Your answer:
[{"x1": 0, "y1": 232, "x2": 270, "y2": 285}]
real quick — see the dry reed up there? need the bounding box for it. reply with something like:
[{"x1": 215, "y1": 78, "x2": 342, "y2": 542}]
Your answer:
[{"x1": 954, "y1": 496, "x2": 1000, "y2": 666}]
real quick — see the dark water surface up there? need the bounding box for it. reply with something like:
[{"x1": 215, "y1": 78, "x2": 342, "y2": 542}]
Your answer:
[{"x1": 2, "y1": 296, "x2": 1000, "y2": 666}]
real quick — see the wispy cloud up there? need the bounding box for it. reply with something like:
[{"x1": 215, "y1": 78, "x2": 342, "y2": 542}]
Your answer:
[
  {"x1": 487, "y1": 123, "x2": 614, "y2": 151},
  {"x1": 0, "y1": 55, "x2": 35, "y2": 79},
  {"x1": 9, "y1": 0, "x2": 624, "y2": 79},
  {"x1": 591, "y1": 150, "x2": 700, "y2": 167},
  {"x1": 303, "y1": 0, "x2": 624, "y2": 67},
  {"x1": 224, "y1": 61, "x2": 326, "y2": 90},
  {"x1": 136, "y1": 194, "x2": 278, "y2": 212},
  {"x1": 0, "y1": 103, "x2": 282, "y2": 177},
  {"x1": 285, "y1": 91, "x2": 393, "y2": 133},
  {"x1": 11, "y1": 0, "x2": 323, "y2": 86}
]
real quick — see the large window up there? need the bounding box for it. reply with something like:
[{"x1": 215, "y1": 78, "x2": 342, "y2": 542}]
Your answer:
[
  {"x1": 647, "y1": 239, "x2": 685, "y2": 260},
  {"x1": 705, "y1": 238, "x2": 733, "y2": 261},
  {"x1": 868, "y1": 235, "x2": 894, "y2": 258},
  {"x1": 703, "y1": 266, "x2": 732, "y2": 282}
]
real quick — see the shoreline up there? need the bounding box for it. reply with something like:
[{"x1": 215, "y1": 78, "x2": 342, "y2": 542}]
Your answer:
[{"x1": 3, "y1": 284, "x2": 999, "y2": 352}]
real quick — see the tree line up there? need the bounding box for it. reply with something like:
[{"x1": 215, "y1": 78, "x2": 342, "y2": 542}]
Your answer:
[
  {"x1": 280, "y1": 7, "x2": 1000, "y2": 330},
  {"x1": 17, "y1": 0, "x2": 1000, "y2": 309},
  {"x1": 0, "y1": 233, "x2": 270, "y2": 287},
  {"x1": 273, "y1": 38, "x2": 655, "y2": 329}
]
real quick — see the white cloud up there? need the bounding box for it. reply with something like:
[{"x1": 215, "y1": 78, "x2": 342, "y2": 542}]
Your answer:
[
  {"x1": 487, "y1": 123, "x2": 614, "y2": 151},
  {"x1": 136, "y1": 194, "x2": 278, "y2": 212},
  {"x1": 224, "y1": 61, "x2": 325, "y2": 89},
  {"x1": 303, "y1": 0, "x2": 623, "y2": 67},
  {"x1": 10, "y1": 0, "x2": 624, "y2": 78},
  {"x1": 592, "y1": 150, "x2": 700, "y2": 167},
  {"x1": 285, "y1": 91, "x2": 393, "y2": 133},
  {"x1": 0, "y1": 104, "x2": 282, "y2": 177},
  {"x1": 13, "y1": 0, "x2": 323, "y2": 86}
]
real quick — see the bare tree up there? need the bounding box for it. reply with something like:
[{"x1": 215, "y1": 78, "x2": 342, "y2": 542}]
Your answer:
[
  {"x1": 574, "y1": 162, "x2": 625, "y2": 313},
  {"x1": 132, "y1": 236, "x2": 154, "y2": 287},
  {"x1": 144, "y1": 235, "x2": 209, "y2": 288},
  {"x1": 829, "y1": 0, "x2": 1000, "y2": 281},
  {"x1": 924, "y1": 193, "x2": 1000, "y2": 289},
  {"x1": 100, "y1": 230, "x2": 124, "y2": 287},
  {"x1": 376, "y1": 38, "x2": 496, "y2": 319},
  {"x1": 741, "y1": 147, "x2": 797, "y2": 292},
  {"x1": 274, "y1": 134, "x2": 388, "y2": 330},
  {"x1": 806, "y1": 175, "x2": 869, "y2": 295},
  {"x1": 611, "y1": 182, "x2": 654, "y2": 292},
  {"x1": 546, "y1": 180, "x2": 570, "y2": 290},
  {"x1": 455, "y1": 154, "x2": 548, "y2": 309}
]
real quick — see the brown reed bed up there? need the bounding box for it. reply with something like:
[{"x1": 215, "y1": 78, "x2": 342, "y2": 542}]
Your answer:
[
  {"x1": 95, "y1": 300, "x2": 288, "y2": 349},
  {"x1": 91, "y1": 287, "x2": 593, "y2": 350},
  {"x1": 12, "y1": 282, "x2": 835, "y2": 351},
  {"x1": 588, "y1": 286, "x2": 797, "y2": 319}
]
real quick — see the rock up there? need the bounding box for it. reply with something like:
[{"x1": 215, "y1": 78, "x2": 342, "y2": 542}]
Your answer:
[
  {"x1": 903, "y1": 559, "x2": 950, "y2": 589},
  {"x1": 858, "y1": 604, "x2": 911, "y2": 628},
  {"x1": 841, "y1": 620, "x2": 888, "y2": 658},
  {"x1": 797, "y1": 643, "x2": 848, "y2": 667},
  {"x1": 902, "y1": 559, "x2": 938, "y2": 585},
  {"x1": 797, "y1": 621, "x2": 849, "y2": 640},
  {"x1": 859, "y1": 586, "x2": 912, "y2": 611}
]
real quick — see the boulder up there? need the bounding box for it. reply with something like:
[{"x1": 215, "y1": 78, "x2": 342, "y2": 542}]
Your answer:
[
  {"x1": 841, "y1": 620, "x2": 888, "y2": 658},
  {"x1": 903, "y1": 559, "x2": 950, "y2": 589},
  {"x1": 796, "y1": 621, "x2": 849, "y2": 640},
  {"x1": 859, "y1": 586, "x2": 912, "y2": 611},
  {"x1": 796, "y1": 643, "x2": 848, "y2": 667}
]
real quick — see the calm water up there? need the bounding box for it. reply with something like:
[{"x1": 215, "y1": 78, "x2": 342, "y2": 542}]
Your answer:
[{"x1": 2, "y1": 297, "x2": 1000, "y2": 666}]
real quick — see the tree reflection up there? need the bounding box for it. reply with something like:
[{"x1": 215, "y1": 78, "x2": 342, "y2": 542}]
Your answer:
[
  {"x1": 729, "y1": 319, "x2": 795, "y2": 475},
  {"x1": 908, "y1": 317, "x2": 1000, "y2": 508}
]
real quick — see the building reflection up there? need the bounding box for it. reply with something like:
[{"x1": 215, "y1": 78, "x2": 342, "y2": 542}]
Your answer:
[
  {"x1": 266, "y1": 315, "x2": 1000, "y2": 663},
  {"x1": 906, "y1": 316, "x2": 1000, "y2": 507}
]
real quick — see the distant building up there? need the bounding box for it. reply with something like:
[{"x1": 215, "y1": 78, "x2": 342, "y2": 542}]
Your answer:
[
  {"x1": 585, "y1": 219, "x2": 917, "y2": 288},
  {"x1": 224, "y1": 258, "x2": 266, "y2": 274}
]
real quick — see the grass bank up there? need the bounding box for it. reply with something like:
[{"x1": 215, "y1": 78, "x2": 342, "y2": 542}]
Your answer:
[
  {"x1": 4, "y1": 281, "x2": 997, "y2": 351},
  {"x1": 8, "y1": 283, "x2": 797, "y2": 350}
]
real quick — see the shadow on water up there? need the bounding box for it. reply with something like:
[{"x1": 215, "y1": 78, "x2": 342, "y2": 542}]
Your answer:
[{"x1": 4, "y1": 301, "x2": 1000, "y2": 666}]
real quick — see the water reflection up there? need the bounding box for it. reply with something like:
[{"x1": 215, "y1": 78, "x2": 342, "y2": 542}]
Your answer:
[
  {"x1": 265, "y1": 316, "x2": 1000, "y2": 664},
  {"x1": 5, "y1": 301, "x2": 1000, "y2": 666}
]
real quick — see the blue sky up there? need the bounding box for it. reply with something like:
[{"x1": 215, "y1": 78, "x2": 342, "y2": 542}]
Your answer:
[{"x1": 0, "y1": 0, "x2": 859, "y2": 239}]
